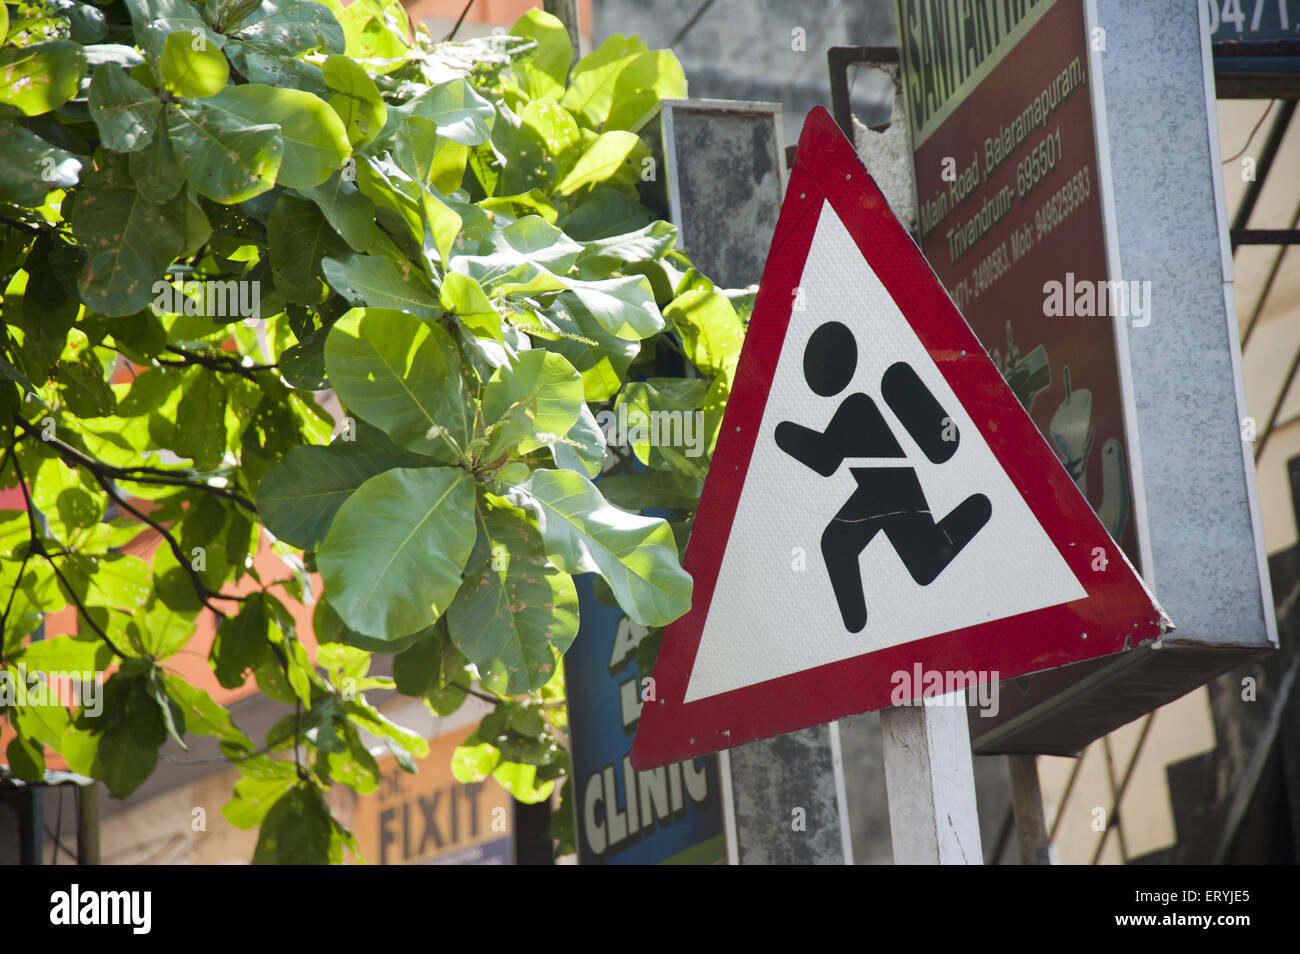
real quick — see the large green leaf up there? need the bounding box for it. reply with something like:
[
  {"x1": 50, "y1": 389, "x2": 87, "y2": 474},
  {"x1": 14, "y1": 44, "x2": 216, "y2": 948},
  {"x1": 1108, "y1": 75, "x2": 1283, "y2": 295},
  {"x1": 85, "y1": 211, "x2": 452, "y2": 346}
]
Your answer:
[
  {"x1": 482, "y1": 348, "x2": 583, "y2": 453},
  {"x1": 201, "y1": 84, "x2": 349, "y2": 189},
  {"x1": 171, "y1": 367, "x2": 228, "y2": 469},
  {"x1": 163, "y1": 674, "x2": 255, "y2": 750},
  {"x1": 321, "y1": 53, "x2": 386, "y2": 148},
  {"x1": 227, "y1": 0, "x2": 343, "y2": 89},
  {"x1": 329, "y1": 0, "x2": 406, "y2": 61},
  {"x1": 320, "y1": 253, "x2": 440, "y2": 318},
  {"x1": 392, "y1": 114, "x2": 466, "y2": 194},
  {"x1": 446, "y1": 497, "x2": 577, "y2": 695},
  {"x1": 234, "y1": 0, "x2": 345, "y2": 53},
  {"x1": 253, "y1": 783, "x2": 333, "y2": 864},
  {"x1": 438, "y1": 271, "x2": 497, "y2": 337},
  {"x1": 160, "y1": 29, "x2": 230, "y2": 98},
  {"x1": 210, "y1": 594, "x2": 271, "y2": 689},
  {"x1": 268, "y1": 193, "x2": 348, "y2": 304},
  {"x1": 0, "y1": 121, "x2": 81, "y2": 207},
  {"x1": 492, "y1": 760, "x2": 553, "y2": 803},
  {"x1": 87, "y1": 64, "x2": 160, "y2": 152},
  {"x1": 560, "y1": 34, "x2": 646, "y2": 129},
  {"x1": 563, "y1": 186, "x2": 654, "y2": 241},
  {"x1": 559, "y1": 275, "x2": 664, "y2": 340},
  {"x1": 124, "y1": 0, "x2": 221, "y2": 62},
  {"x1": 421, "y1": 190, "x2": 463, "y2": 272},
  {"x1": 407, "y1": 77, "x2": 494, "y2": 146},
  {"x1": 598, "y1": 468, "x2": 700, "y2": 512},
  {"x1": 166, "y1": 100, "x2": 282, "y2": 203},
  {"x1": 519, "y1": 468, "x2": 690, "y2": 626},
  {"x1": 0, "y1": 40, "x2": 86, "y2": 116},
  {"x1": 614, "y1": 377, "x2": 710, "y2": 477},
  {"x1": 489, "y1": 106, "x2": 555, "y2": 196},
  {"x1": 665, "y1": 287, "x2": 744, "y2": 375},
  {"x1": 69, "y1": 156, "x2": 187, "y2": 317},
  {"x1": 14, "y1": 633, "x2": 113, "y2": 673},
  {"x1": 61, "y1": 670, "x2": 168, "y2": 799},
  {"x1": 296, "y1": 170, "x2": 378, "y2": 252},
  {"x1": 75, "y1": 552, "x2": 153, "y2": 615},
  {"x1": 604, "y1": 50, "x2": 688, "y2": 131},
  {"x1": 555, "y1": 131, "x2": 639, "y2": 196},
  {"x1": 317, "y1": 466, "x2": 476, "y2": 640},
  {"x1": 32, "y1": 456, "x2": 102, "y2": 543},
  {"x1": 509, "y1": 9, "x2": 572, "y2": 100},
  {"x1": 223, "y1": 770, "x2": 297, "y2": 830},
  {"x1": 542, "y1": 297, "x2": 640, "y2": 402},
  {"x1": 255, "y1": 428, "x2": 430, "y2": 549},
  {"x1": 551, "y1": 403, "x2": 605, "y2": 477},
  {"x1": 575, "y1": 220, "x2": 676, "y2": 278},
  {"x1": 324, "y1": 308, "x2": 469, "y2": 463},
  {"x1": 128, "y1": 120, "x2": 185, "y2": 202},
  {"x1": 520, "y1": 97, "x2": 581, "y2": 168},
  {"x1": 491, "y1": 215, "x2": 583, "y2": 275},
  {"x1": 452, "y1": 740, "x2": 500, "y2": 783},
  {"x1": 355, "y1": 155, "x2": 425, "y2": 247}
]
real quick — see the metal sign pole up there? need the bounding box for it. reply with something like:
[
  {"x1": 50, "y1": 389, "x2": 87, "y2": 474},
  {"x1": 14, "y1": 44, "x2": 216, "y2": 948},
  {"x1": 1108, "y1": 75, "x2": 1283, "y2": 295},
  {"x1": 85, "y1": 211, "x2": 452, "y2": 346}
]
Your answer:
[
  {"x1": 1008, "y1": 753, "x2": 1052, "y2": 864},
  {"x1": 880, "y1": 694, "x2": 983, "y2": 864}
]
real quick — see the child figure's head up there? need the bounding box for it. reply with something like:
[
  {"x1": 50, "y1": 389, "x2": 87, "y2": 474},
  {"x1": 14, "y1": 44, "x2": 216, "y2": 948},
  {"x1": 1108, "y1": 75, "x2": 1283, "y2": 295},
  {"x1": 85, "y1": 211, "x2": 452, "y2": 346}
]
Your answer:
[{"x1": 803, "y1": 321, "x2": 857, "y2": 397}]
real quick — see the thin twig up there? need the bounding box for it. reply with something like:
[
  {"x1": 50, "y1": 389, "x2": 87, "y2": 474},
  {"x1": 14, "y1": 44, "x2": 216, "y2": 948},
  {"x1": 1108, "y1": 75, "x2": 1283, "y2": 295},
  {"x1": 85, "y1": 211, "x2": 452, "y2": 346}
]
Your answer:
[
  {"x1": 13, "y1": 416, "x2": 256, "y2": 512},
  {"x1": 451, "y1": 679, "x2": 503, "y2": 706},
  {"x1": 445, "y1": 0, "x2": 476, "y2": 40},
  {"x1": 10, "y1": 453, "x2": 127, "y2": 659},
  {"x1": 0, "y1": 214, "x2": 47, "y2": 236},
  {"x1": 88, "y1": 470, "x2": 246, "y2": 614},
  {"x1": 155, "y1": 346, "x2": 277, "y2": 381},
  {"x1": 0, "y1": 442, "x2": 34, "y2": 654}
]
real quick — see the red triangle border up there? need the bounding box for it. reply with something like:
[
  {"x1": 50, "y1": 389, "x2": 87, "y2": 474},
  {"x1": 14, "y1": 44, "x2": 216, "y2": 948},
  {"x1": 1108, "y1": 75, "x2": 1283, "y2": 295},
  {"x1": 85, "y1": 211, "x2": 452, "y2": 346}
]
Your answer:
[{"x1": 630, "y1": 107, "x2": 1169, "y2": 771}]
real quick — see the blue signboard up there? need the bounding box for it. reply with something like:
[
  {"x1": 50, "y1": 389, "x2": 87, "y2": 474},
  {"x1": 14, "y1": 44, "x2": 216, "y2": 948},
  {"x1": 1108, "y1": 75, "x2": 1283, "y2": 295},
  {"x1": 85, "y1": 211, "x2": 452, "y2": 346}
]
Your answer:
[
  {"x1": 1208, "y1": 0, "x2": 1300, "y2": 42},
  {"x1": 1209, "y1": 0, "x2": 1300, "y2": 80},
  {"x1": 566, "y1": 574, "x2": 726, "y2": 864}
]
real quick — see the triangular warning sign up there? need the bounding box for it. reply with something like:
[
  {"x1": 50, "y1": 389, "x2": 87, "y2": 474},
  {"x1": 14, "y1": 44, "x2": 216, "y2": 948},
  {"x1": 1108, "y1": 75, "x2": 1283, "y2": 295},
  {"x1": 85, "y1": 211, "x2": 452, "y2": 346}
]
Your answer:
[{"x1": 630, "y1": 107, "x2": 1170, "y2": 771}]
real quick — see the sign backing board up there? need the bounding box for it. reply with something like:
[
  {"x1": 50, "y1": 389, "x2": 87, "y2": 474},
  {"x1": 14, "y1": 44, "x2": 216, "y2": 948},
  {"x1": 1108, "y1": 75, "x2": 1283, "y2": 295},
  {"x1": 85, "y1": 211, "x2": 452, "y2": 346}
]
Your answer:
[
  {"x1": 630, "y1": 106, "x2": 1170, "y2": 771},
  {"x1": 897, "y1": 0, "x2": 1144, "y2": 572}
]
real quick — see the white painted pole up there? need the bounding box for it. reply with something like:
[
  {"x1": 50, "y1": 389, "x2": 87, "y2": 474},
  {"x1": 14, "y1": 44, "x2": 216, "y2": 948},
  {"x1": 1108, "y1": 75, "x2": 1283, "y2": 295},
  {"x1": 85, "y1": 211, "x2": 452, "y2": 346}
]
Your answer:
[{"x1": 880, "y1": 693, "x2": 983, "y2": 864}]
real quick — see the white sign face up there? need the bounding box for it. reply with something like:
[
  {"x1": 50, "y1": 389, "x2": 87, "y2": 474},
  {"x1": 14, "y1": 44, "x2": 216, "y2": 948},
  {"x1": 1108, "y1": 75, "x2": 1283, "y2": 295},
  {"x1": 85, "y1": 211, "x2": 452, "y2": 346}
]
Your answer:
[{"x1": 683, "y1": 201, "x2": 1086, "y2": 703}]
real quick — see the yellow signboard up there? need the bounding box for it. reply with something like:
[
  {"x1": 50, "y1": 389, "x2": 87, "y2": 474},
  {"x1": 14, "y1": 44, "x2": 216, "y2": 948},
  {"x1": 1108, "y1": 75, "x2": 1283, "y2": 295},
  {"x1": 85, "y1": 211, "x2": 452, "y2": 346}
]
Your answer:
[{"x1": 337, "y1": 725, "x2": 515, "y2": 865}]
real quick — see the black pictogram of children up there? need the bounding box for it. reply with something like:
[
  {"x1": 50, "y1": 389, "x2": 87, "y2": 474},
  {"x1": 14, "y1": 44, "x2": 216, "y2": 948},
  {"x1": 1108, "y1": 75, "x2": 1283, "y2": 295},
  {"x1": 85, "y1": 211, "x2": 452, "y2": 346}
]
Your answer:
[{"x1": 775, "y1": 321, "x2": 992, "y2": 633}]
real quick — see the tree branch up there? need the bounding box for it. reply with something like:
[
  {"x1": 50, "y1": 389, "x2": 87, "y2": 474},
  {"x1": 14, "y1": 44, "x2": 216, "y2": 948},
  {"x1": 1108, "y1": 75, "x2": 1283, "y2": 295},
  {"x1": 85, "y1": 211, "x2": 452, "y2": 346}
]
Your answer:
[
  {"x1": 12, "y1": 416, "x2": 257, "y2": 512},
  {"x1": 9, "y1": 453, "x2": 128, "y2": 660},
  {"x1": 87, "y1": 469, "x2": 247, "y2": 615},
  {"x1": 452, "y1": 679, "x2": 504, "y2": 706},
  {"x1": 155, "y1": 345, "x2": 277, "y2": 381},
  {"x1": 0, "y1": 214, "x2": 49, "y2": 237},
  {"x1": 0, "y1": 440, "x2": 32, "y2": 654}
]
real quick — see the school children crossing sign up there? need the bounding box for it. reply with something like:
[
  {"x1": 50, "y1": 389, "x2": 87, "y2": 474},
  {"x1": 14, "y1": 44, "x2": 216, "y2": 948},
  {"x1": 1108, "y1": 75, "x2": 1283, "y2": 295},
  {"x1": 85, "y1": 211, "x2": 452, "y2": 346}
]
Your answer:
[{"x1": 629, "y1": 108, "x2": 1171, "y2": 770}]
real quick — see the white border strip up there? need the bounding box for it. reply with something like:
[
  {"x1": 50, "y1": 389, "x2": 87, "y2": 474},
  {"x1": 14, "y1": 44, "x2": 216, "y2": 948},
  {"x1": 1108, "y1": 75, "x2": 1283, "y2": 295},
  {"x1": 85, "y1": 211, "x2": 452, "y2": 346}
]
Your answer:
[
  {"x1": 1198, "y1": 0, "x2": 1236, "y2": 286},
  {"x1": 1196, "y1": 1, "x2": 1279, "y2": 646},
  {"x1": 828, "y1": 721, "x2": 855, "y2": 864},
  {"x1": 662, "y1": 105, "x2": 685, "y2": 249},
  {"x1": 1084, "y1": 0, "x2": 1157, "y2": 586},
  {"x1": 717, "y1": 748, "x2": 740, "y2": 865}
]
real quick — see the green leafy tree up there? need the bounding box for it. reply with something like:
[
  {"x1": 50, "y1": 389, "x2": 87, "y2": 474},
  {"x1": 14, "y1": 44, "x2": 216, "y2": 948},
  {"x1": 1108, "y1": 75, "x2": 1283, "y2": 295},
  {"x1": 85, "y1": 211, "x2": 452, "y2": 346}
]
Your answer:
[{"x1": 0, "y1": 0, "x2": 751, "y2": 860}]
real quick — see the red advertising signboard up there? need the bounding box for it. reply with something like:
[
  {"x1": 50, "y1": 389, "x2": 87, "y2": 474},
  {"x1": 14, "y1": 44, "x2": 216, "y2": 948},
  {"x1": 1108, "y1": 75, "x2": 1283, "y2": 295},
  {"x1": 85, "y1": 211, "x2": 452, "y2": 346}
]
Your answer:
[{"x1": 897, "y1": 0, "x2": 1142, "y2": 568}]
